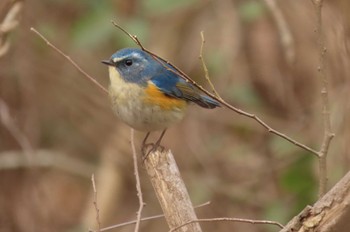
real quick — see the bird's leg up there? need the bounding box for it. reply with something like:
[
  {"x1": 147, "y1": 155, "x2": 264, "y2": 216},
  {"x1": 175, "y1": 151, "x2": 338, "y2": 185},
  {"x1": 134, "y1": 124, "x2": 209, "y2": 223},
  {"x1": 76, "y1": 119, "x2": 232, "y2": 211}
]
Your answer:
[
  {"x1": 142, "y1": 129, "x2": 167, "y2": 161},
  {"x1": 154, "y1": 129, "x2": 167, "y2": 151},
  {"x1": 141, "y1": 132, "x2": 151, "y2": 155},
  {"x1": 142, "y1": 132, "x2": 151, "y2": 147}
]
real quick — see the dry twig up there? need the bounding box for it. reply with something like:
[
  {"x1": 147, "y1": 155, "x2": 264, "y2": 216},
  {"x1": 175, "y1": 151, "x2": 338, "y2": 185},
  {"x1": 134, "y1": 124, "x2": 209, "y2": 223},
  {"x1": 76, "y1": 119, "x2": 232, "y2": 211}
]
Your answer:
[
  {"x1": 0, "y1": 2, "x2": 22, "y2": 57},
  {"x1": 281, "y1": 171, "x2": 350, "y2": 232},
  {"x1": 143, "y1": 149, "x2": 202, "y2": 232},
  {"x1": 311, "y1": 0, "x2": 334, "y2": 197},
  {"x1": 96, "y1": 202, "x2": 211, "y2": 232},
  {"x1": 30, "y1": 28, "x2": 108, "y2": 94},
  {"x1": 199, "y1": 31, "x2": 221, "y2": 98},
  {"x1": 130, "y1": 129, "x2": 144, "y2": 232},
  {"x1": 91, "y1": 174, "x2": 101, "y2": 232},
  {"x1": 168, "y1": 217, "x2": 284, "y2": 232},
  {"x1": 0, "y1": 99, "x2": 33, "y2": 163}
]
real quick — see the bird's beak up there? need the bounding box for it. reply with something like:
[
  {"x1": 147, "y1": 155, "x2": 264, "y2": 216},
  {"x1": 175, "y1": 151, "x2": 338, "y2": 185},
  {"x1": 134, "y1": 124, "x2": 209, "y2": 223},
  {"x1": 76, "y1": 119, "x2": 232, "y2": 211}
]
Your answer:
[{"x1": 101, "y1": 59, "x2": 114, "y2": 66}]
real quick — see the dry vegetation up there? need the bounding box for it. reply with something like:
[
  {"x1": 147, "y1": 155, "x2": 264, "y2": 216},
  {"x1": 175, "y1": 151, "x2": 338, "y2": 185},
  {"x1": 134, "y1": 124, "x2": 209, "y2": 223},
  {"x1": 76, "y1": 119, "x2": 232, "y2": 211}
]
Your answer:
[{"x1": 1, "y1": 0, "x2": 350, "y2": 232}]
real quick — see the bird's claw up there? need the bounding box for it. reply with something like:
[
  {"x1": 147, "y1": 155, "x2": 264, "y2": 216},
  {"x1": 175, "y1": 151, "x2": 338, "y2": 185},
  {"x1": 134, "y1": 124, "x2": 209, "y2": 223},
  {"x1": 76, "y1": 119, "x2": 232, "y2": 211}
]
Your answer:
[{"x1": 141, "y1": 143, "x2": 165, "y2": 162}]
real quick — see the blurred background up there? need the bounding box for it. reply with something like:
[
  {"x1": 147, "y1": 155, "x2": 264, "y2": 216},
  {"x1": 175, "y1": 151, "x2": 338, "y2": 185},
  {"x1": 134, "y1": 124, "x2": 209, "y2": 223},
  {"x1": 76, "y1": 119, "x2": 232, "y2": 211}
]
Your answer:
[{"x1": 0, "y1": 0, "x2": 350, "y2": 231}]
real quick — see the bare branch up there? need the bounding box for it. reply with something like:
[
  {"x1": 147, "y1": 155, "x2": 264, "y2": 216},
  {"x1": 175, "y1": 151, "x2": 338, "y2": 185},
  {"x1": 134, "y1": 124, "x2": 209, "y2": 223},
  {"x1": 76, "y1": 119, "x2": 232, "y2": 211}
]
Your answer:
[
  {"x1": 97, "y1": 202, "x2": 211, "y2": 232},
  {"x1": 91, "y1": 174, "x2": 101, "y2": 232},
  {"x1": 110, "y1": 21, "x2": 145, "y2": 50},
  {"x1": 311, "y1": 0, "x2": 335, "y2": 197},
  {"x1": 282, "y1": 171, "x2": 350, "y2": 232},
  {"x1": 169, "y1": 217, "x2": 284, "y2": 232},
  {"x1": 0, "y1": 2, "x2": 23, "y2": 57},
  {"x1": 199, "y1": 31, "x2": 221, "y2": 98},
  {"x1": 130, "y1": 129, "x2": 144, "y2": 232},
  {"x1": 0, "y1": 99, "x2": 33, "y2": 163},
  {"x1": 30, "y1": 27, "x2": 108, "y2": 95},
  {"x1": 143, "y1": 149, "x2": 202, "y2": 232}
]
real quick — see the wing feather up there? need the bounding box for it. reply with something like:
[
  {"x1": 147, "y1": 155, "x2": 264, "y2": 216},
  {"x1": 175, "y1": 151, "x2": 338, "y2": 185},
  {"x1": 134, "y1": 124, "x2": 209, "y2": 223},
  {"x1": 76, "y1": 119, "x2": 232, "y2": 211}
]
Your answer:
[{"x1": 150, "y1": 70, "x2": 220, "y2": 109}]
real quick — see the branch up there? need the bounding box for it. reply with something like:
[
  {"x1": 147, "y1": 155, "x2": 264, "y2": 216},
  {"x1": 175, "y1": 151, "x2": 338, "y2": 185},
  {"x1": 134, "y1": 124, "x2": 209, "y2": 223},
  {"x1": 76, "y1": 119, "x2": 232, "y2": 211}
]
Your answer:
[
  {"x1": 281, "y1": 171, "x2": 350, "y2": 232},
  {"x1": 110, "y1": 21, "x2": 146, "y2": 50},
  {"x1": 130, "y1": 129, "x2": 144, "y2": 232},
  {"x1": 91, "y1": 174, "x2": 101, "y2": 232},
  {"x1": 169, "y1": 217, "x2": 284, "y2": 232},
  {"x1": 143, "y1": 149, "x2": 202, "y2": 232},
  {"x1": 96, "y1": 202, "x2": 211, "y2": 232},
  {"x1": 199, "y1": 31, "x2": 221, "y2": 98},
  {"x1": 0, "y1": 2, "x2": 23, "y2": 57},
  {"x1": 30, "y1": 27, "x2": 108, "y2": 95},
  {"x1": 311, "y1": 0, "x2": 335, "y2": 197},
  {"x1": 0, "y1": 99, "x2": 33, "y2": 163}
]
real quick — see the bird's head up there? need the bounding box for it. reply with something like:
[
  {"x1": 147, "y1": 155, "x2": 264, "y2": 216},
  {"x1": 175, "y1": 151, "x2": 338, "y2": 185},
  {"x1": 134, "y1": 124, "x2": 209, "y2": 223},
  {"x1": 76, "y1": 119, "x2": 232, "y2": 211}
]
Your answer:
[{"x1": 102, "y1": 48, "x2": 160, "y2": 85}]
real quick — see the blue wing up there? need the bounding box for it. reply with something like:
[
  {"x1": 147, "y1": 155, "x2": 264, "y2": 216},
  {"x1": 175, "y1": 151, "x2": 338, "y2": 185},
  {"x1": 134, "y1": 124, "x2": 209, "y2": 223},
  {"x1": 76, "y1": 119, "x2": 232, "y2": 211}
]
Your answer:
[{"x1": 150, "y1": 70, "x2": 220, "y2": 109}]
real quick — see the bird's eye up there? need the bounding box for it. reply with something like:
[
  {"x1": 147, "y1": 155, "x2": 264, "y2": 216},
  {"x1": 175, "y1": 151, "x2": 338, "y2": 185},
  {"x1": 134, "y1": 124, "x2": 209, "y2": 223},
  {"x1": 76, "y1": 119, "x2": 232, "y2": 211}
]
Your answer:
[{"x1": 125, "y1": 59, "x2": 133, "y2": 66}]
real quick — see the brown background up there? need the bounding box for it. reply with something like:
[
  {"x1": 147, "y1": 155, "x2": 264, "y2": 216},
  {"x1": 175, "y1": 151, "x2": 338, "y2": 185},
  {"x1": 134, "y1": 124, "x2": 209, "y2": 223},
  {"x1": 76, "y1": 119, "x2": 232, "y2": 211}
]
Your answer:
[{"x1": 1, "y1": 0, "x2": 350, "y2": 231}]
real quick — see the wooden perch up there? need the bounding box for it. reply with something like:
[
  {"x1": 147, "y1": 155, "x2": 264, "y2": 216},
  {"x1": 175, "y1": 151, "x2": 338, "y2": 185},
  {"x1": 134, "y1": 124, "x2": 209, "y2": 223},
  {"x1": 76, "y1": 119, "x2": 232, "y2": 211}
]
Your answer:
[
  {"x1": 143, "y1": 149, "x2": 202, "y2": 232},
  {"x1": 281, "y1": 170, "x2": 350, "y2": 232}
]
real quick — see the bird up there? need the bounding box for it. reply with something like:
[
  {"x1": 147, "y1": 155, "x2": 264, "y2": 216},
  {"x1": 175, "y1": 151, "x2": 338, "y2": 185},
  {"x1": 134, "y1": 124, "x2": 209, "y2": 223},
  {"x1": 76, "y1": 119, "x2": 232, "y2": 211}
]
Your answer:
[{"x1": 102, "y1": 48, "x2": 220, "y2": 154}]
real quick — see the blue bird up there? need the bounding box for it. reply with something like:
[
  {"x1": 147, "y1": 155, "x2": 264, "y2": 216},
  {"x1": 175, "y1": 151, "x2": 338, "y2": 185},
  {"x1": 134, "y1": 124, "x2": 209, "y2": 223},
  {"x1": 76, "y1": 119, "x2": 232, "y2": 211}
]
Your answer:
[{"x1": 102, "y1": 48, "x2": 220, "y2": 153}]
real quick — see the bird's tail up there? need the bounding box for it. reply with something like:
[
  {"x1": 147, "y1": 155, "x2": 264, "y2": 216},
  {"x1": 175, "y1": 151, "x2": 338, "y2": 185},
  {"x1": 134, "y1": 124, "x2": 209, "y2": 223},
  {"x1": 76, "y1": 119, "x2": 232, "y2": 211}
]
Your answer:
[{"x1": 196, "y1": 95, "x2": 221, "y2": 109}]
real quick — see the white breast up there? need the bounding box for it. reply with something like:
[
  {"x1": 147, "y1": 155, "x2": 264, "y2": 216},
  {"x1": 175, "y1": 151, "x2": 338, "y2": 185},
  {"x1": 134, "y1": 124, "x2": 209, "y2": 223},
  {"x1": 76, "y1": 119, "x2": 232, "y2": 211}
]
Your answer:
[{"x1": 108, "y1": 67, "x2": 187, "y2": 131}]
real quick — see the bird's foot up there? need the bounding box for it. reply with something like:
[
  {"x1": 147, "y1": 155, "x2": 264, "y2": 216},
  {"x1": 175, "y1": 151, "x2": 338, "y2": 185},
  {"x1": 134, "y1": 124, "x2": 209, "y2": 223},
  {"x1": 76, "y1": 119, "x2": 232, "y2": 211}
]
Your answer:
[{"x1": 141, "y1": 143, "x2": 165, "y2": 162}]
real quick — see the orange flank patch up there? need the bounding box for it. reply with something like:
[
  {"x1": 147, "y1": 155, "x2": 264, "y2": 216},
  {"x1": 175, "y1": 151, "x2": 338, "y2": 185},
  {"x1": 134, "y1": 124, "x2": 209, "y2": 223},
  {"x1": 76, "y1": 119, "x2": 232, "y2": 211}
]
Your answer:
[{"x1": 144, "y1": 83, "x2": 186, "y2": 110}]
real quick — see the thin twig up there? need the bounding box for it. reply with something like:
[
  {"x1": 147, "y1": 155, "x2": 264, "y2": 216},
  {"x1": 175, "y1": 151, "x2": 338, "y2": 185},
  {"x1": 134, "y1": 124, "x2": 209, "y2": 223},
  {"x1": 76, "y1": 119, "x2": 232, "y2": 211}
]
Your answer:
[
  {"x1": 0, "y1": 2, "x2": 23, "y2": 57},
  {"x1": 91, "y1": 174, "x2": 101, "y2": 232},
  {"x1": 111, "y1": 21, "x2": 320, "y2": 158},
  {"x1": 311, "y1": 0, "x2": 335, "y2": 197},
  {"x1": 30, "y1": 27, "x2": 108, "y2": 95},
  {"x1": 98, "y1": 214, "x2": 164, "y2": 232},
  {"x1": 130, "y1": 129, "x2": 144, "y2": 232},
  {"x1": 96, "y1": 201, "x2": 211, "y2": 232},
  {"x1": 0, "y1": 99, "x2": 33, "y2": 163},
  {"x1": 199, "y1": 31, "x2": 221, "y2": 98},
  {"x1": 110, "y1": 21, "x2": 145, "y2": 50},
  {"x1": 168, "y1": 217, "x2": 284, "y2": 232}
]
